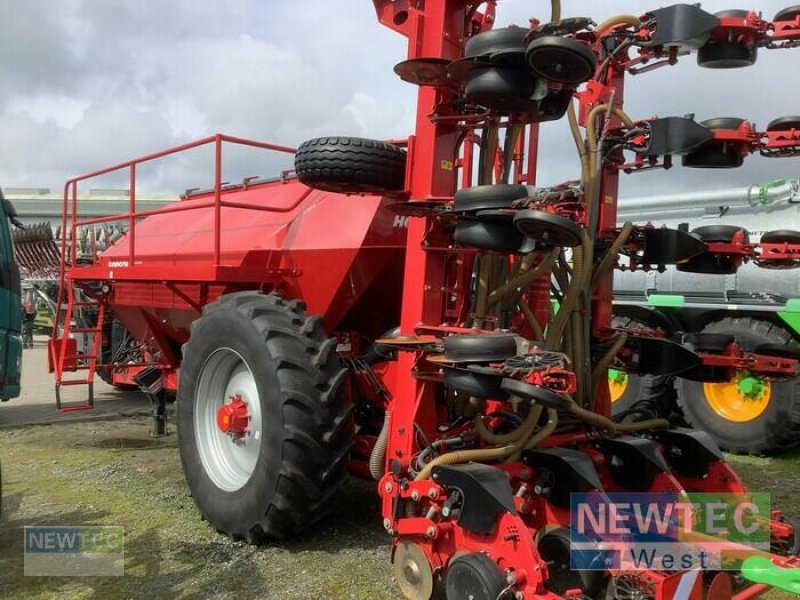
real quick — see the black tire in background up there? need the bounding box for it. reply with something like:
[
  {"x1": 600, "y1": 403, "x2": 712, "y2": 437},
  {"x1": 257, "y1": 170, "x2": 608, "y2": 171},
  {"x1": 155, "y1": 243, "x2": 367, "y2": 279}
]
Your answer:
[
  {"x1": 295, "y1": 137, "x2": 406, "y2": 194},
  {"x1": 610, "y1": 316, "x2": 674, "y2": 419},
  {"x1": 675, "y1": 317, "x2": 800, "y2": 454},
  {"x1": 177, "y1": 292, "x2": 351, "y2": 541}
]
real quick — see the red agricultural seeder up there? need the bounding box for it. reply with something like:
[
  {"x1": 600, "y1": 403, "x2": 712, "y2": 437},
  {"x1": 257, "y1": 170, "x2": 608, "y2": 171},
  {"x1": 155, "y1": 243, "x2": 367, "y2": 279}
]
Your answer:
[{"x1": 49, "y1": 2, "x2": 800, "y2": 598}]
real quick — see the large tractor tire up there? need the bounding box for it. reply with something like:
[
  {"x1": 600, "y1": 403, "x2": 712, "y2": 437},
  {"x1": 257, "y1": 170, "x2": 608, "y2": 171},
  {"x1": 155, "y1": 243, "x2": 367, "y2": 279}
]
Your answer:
[
  {"x1": 676, "y1": 318, "x2": 800, "y2": 454},
  {"x1": 294, "y1": 136, "x2": 407, "y2": 194},
  {"x1": 177, "y1": 291, "x2": 351, "y2": 541},
  {"x1": 609, "y1": 317, "x2": 674, "y2": 419}
]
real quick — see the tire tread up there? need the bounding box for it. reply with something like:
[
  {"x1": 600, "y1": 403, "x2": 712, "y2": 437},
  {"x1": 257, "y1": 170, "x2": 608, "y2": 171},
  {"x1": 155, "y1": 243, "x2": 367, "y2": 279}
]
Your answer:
[{"x1": 181, "y1": 291, "x2": 350, "y2": 539}]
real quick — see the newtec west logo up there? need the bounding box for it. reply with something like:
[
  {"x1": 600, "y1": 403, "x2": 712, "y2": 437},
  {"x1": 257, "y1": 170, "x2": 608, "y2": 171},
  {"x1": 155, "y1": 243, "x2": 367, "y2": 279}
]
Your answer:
[
  {"x1": 24, "y1": 526, "x2": 124, "y2": 576},
  {"x1": 570, "y1": 493, "x2": 770, "y2": 572}
]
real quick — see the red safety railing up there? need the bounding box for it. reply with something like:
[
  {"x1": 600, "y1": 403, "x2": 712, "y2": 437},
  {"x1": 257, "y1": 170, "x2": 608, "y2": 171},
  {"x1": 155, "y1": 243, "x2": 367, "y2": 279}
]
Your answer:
[
  {"x1": 59, "y1": 133, "x2": 297, "y2": 275},
  {"x1": 52, "y1": 133, "x2": 298, "y2": 342}
]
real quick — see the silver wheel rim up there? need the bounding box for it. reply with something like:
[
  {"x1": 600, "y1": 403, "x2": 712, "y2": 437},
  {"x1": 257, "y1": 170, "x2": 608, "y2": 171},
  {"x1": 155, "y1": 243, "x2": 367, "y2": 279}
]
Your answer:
[{"x1": 194, "y1": 347, "x2": 263, "y2": 492}]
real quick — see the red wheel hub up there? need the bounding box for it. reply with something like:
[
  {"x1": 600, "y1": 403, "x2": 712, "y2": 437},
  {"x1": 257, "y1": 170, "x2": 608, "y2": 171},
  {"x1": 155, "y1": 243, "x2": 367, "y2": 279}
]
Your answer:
[{"x1": 216, "y1": 395, "x2": 250, "y2": 436}]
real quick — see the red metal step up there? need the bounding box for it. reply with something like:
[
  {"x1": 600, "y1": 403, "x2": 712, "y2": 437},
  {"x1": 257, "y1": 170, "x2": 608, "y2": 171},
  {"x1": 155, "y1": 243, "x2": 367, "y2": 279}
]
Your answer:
[{"x1": 59, "y1": 404, "x2": 94, "y2": 412}]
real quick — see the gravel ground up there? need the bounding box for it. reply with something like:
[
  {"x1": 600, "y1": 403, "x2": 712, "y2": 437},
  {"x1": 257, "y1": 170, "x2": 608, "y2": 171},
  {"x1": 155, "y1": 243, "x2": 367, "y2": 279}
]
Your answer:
[
  {"x1": 0, "y1": 417, "x2": 394, "y2": 600},
  {"x1": 0, "y1": 416, "x2": 798, "y2": 599}
]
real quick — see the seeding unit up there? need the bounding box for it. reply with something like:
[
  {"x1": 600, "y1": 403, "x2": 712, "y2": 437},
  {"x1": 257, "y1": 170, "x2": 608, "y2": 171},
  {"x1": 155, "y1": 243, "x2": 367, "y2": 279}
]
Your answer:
[{"x1": 49, "y1": 2, "x2": 800, "y2": 598}]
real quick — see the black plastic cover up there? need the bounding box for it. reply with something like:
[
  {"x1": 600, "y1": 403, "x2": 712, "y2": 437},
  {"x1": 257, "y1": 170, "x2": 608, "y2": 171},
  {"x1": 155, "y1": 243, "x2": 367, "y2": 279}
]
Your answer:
[
  {"x1": 646, "y1": 4, "x2": 720, "y2": 49},
  {"x1": 642, "y1": 117, "x2": 714, "y2": 157},
  {"x1": 432, "y1": 463, "x2": 516, "y2": 535},
  {"x1": 625, "y1": 336, "x2": 703, "y2": 377},
  {"x1": 522, "y1": 448, "x2": 603, "y2": 508},
  {"x1": 595, "y1": 436, "x2": 671, "y2": 491},
  {"x1": 651, "y1": 427, "x2": 723, "y2": 478},
  {"x1": 640, "y1": 227, "x2": 708, "y2": 264}
]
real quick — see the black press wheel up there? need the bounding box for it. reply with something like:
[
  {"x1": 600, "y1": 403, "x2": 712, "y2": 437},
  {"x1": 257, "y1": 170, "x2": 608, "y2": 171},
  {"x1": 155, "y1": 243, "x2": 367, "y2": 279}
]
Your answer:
[
  {"x1": 177, "y1": 292, "x2": 351, "y2": 541},
  {"x1": 442, "y1": 333, "x2": 518, "y2": 363},
  {"x1": 444, "y1": 366, "x2": 508, "y2": 399},
  {"x1": 453, "y1": 184, "x2": 529, "y2": 213},
  {"x1": 775, "y1": 5, "x2": 800, "y2": 22},
  {"x1": 455, "y1": 218, "x2": 534, "y2": 254},
  {"x1": 465, "y1": 26, "x2": 528, "y2": 60},
  {"x1": 513, "y1": 209, "x2": 583, "y2": 248},
  {"x1": 538, "y1": 528, "x2": 608, "y2": 597},
  {"x1": 526, "y1": 36, "x2": 597, "y2": 84},
  {"x1": 675, "y1": 318, "x2": 800, "y2": 454},
  {"x1": 538, "y1": 88, "x2": 574, "y2": 123},
  {"x1": 767, "y1": 116, "x2": 800, "y2": 132},
  {"x1": 445, "y1": 552, "x2": 508, "y2": 600},
  {"x1": 295, "y1": 137, "x2": 406, "y2": 194},
  {"x1": 698, "y1": 10, "x2": 759, "y2": 69},
  {"x1": 500, "y1": 379, "x2": 573, "y2": 410},
  {"x1": 677, "y1": 224, "x2": 748, "y2": 275},
  {"x1": 682, "y1": 118, "x2": 747, "y2": 169},
  {"x1": 465, "y1": 66, "x2": 540, "y2": 114},
  {"x1": 757, "y1": 229, "x2": 800, "y2": 269}
]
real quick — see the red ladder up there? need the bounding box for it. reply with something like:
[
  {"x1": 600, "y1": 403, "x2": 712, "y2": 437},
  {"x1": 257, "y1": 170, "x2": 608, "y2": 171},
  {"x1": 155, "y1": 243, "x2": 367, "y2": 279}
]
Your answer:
[{"x1": 50, "y1": 283, "x2": 106, "y2": 411}]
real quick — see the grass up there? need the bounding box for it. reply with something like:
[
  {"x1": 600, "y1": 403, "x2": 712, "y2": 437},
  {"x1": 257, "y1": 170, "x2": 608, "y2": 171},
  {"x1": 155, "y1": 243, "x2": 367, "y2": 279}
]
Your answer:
[
  {"x1": 0, "y1": 417, "x2": 799, "y2": 599},
  {"x1": 0, "y1": 418, "x2": 393, "y2": 600}
]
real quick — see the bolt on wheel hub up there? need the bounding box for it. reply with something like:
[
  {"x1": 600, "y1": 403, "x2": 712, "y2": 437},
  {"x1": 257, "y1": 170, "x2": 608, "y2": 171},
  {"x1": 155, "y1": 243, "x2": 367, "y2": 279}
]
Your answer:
[
  {"x1": 608, "y1": 368, "x2": 629, "y2": 404},
  {"x1": 194, "y1": 348, "x2": 263, "y2": 492},
  {"x1": 217, "y1": 394, "x2": 250, "y2": 436},
  {"x1": 704, "y1": 371, "x2": 771, "y2": 423},
  {"x1": 737, "y1": 375, "x2": 767, "y2": 400}
]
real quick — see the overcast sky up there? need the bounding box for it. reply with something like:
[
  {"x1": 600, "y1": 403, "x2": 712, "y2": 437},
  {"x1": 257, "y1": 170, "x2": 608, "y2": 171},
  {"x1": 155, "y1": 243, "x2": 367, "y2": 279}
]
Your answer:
[{"x1": 1, "y1": 1, "x2": 798, "y2": 199}]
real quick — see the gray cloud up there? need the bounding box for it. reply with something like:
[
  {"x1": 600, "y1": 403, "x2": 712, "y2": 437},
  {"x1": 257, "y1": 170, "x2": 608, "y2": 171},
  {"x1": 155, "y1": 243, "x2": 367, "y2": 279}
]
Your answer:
[{"x1": 0, "y1": 0, "x2": 798, "y2": 200}]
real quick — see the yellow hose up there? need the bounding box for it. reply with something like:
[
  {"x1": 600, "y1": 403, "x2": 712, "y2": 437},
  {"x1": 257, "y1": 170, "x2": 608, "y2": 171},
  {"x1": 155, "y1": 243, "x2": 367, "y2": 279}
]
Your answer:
[
  {"x1": 586, "y1": 104, "x2": 635, "y2": 156},
  {"x1": 592, "y1": 221, "x2": 634, "y2": 290},
  {"x1": 584, "y1": 104, "x2": 634, "y2": 231},
  {"x1": 550, "y1": 0, "x2": 561, "y2": 23},
  {"x1": 488, "y1": 248, "x2": 559, "y2": 307},
  {"x1": 617, "y1": 418, "x2": 671, "y2": 432},
  {"x1": 595, "y1": 15, "x2": 642, "y2": 37},
  {"x1": 568, "y1": 101, "x2": 590, "y2": 183},
  {"x1": 591, "y1": 333, "x2": 628, "y2": 400},
  {"x1": 475, "y1": 404, "x2": 543, "y2": 445},
  {"x1": 482, "y1": 124, "x2": 499, "y2": 185},
  {"x1": 570, "y1": 403, "x2": 669, "y2": 432},
  {"x1": 473, "y1": 256, "x2": 492, "y2": 328},
  {"x1": 507, "y1": 408, "x2": 558, "y2": 462},
  {"x1": 517, "y1": 300, "x2": 545, "y2": 341},
  {"x1": 545, "y1": 232, "x2": 592, "y2": 350},
  {"x1": 415, "y1": 445, "x2": 518, "y2": 481},
  {"x1": 569, "y1": 306, "x2": 587, "y2": 406}
]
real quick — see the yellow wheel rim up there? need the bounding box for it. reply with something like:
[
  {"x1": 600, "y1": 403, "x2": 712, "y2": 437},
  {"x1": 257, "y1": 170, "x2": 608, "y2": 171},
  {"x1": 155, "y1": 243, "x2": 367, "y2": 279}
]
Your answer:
[
  {"x1": 703, "y1": 373, "x2": 771, "y2": 423},
  {"x1": 608, "y1": 369, "x2": 628, "y2": 404}
]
